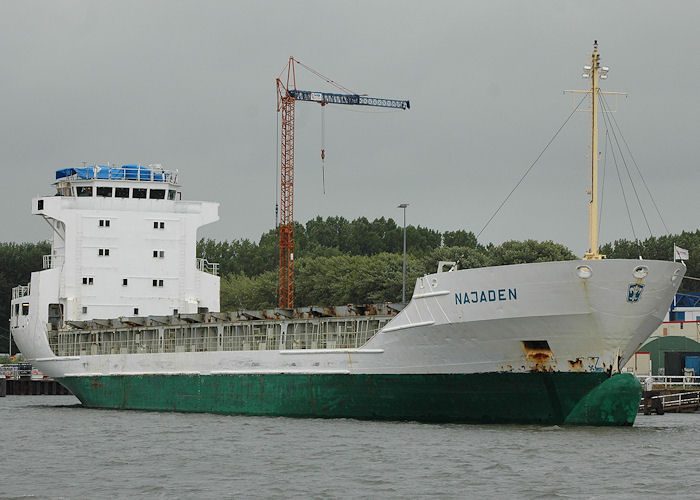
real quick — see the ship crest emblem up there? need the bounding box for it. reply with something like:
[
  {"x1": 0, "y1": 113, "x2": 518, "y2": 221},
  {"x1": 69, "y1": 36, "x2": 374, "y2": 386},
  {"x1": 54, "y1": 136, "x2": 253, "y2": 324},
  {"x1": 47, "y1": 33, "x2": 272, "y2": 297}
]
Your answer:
[{"x1": 627, "y1": 283, "x2": 645, "y2": 303}]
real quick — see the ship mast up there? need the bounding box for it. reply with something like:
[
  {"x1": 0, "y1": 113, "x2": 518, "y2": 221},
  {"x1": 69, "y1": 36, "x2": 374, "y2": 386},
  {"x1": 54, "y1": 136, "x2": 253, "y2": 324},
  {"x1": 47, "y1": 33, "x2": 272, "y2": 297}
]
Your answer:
[
  {"x1": 566, "y1": 41, "x2": 625, "y2": 260},
  {"x1": 584, "y1": 41, "x2": 605, "y2": 260}
]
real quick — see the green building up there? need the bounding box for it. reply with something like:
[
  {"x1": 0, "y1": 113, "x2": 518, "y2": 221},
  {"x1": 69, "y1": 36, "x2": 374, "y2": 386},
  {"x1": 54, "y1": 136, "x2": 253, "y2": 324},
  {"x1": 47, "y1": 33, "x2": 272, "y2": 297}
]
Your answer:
[{"x1": 640, "y1": 336, "x2": 700, "y2": 376}]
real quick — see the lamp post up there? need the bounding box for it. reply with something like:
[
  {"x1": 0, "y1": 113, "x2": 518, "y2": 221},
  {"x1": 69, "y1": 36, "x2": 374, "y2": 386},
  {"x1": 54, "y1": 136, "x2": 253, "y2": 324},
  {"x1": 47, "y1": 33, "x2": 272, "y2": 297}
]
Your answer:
[{"x1": 397, "y1": 203, "x2": 409, "y2": 303}]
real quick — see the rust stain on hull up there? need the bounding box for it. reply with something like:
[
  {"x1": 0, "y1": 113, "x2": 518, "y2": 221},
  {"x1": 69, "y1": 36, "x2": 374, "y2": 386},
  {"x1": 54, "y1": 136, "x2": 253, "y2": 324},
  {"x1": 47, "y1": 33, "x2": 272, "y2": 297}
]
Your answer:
[
  {"x1": 568, "y1": 358, "x2": 585, "y2": 372},
  {"x1": 522, "y1": 341, "x2": 555, "y2": 373}
]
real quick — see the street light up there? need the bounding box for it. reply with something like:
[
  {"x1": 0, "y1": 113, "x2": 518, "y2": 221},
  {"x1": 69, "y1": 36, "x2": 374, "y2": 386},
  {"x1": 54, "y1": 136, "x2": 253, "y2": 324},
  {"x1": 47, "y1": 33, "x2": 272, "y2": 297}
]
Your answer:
[{"x1": 397, "y1": 203, "x2": 409, "y2": 303}]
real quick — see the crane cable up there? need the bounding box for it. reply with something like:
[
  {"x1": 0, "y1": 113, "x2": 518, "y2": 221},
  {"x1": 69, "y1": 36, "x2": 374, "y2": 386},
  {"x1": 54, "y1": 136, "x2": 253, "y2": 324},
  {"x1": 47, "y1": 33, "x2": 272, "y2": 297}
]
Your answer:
[
  {"x1": 321, "y1": 104, "x2": 326, "y2": 195},
  {"x1": 294, "y1": 59, "x2": 357, "y2": 95}
]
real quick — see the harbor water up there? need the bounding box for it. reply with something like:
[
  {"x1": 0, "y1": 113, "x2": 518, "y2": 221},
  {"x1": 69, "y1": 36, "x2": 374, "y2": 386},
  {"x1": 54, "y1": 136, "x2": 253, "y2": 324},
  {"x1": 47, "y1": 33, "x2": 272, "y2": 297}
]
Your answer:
[{"x1": 3, "y1": 396, "x2": 700, "y2": 499}]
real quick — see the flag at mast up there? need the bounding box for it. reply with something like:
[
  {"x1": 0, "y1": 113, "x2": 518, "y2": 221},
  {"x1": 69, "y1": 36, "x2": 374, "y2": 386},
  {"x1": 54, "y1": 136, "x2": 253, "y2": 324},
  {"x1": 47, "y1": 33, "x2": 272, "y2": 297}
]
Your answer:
[{"x1": 674, "y1": 244, "x2": 689, "y2": 261}]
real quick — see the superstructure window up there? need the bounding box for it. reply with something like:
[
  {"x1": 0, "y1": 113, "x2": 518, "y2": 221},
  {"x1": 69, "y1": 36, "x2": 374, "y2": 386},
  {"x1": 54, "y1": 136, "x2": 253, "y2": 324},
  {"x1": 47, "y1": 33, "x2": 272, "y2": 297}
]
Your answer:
[
  {"x1": 154, "y1": 221, "x2": 165, "y2": 229},
  {"x1": 168, "y1": 190, "x2": 176, "y2": 200},
  {"x1": 133, "y1": 188, "x2": 147, "y2": 199},
  {"x1": 153, "y1": 250, "x2": 165, "y2": 258},
  {"x1": 37, "y1": 200, "x2": 44, "y2": 210},
  {"x1": 22, "y1": 303, "x2": 29, "y2": 315},
  {"x1": 82, "y1": 277, "x2": 94, "y2": 285},
  {"x1": 152, "y1": 279, "x2": 164, "y2": 287},
  {"x1": 115, "y1": 187, "x2": 129, "y2": 198},
  {"x1": 98, "y1": 248, "x2": 110, "y2": 256},
  {"x1": 98, "y1": 219, "x2": 110, "y2": 227},
  {"x1": 14, "y1": 303, "x2": 19, "y2": 316},
  {"x1": 133, "y1": 308, "x2": 139, "y2": 315},
  {"x1": 82, "y1": 306, "x2": 88, "y2": 314},
  {"x1": 77, "y1": 186, "x2": 93, "y2": 197},
  {"x1": 96, "y1": 186, "x2": 113, "y2": 197},
  {"x1": 149, "y1": 189, "x2": 165, "y2": 199},
  {"x1": 122, "y1": 278, "x2": 128, "y2": 286}
]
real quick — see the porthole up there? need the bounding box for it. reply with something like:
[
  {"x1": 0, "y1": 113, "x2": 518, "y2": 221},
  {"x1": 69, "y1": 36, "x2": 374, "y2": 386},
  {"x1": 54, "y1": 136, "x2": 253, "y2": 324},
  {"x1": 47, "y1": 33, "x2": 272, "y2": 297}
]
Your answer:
[
  {"x1": 576, "y1": 265, "x2": 592, "y2": 279},
  {"x1": 633, "y1": 266, "x2": 649, "y2": 279},
  {"x1": 672, "y1": 268, "x2": 683, "y2": 283}
]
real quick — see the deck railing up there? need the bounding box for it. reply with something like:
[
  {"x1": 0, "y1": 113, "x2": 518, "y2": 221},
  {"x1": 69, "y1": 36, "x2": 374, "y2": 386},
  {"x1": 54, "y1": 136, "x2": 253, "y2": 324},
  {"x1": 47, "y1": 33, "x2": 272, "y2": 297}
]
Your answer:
[
  {"x1": 196, "y1": 258, "x2": 219, "y2": 276},
  {"x1": 48, "y1": 316, "x2": 391, "y2": 357},
  {"x1": 11, "y1": 284, "x2": 30, "y2": 299},
  {"x1": 637, "y1": 375, "x2": 700, "y2": 389},
  {"x1": 42, "y1": 254, "x2": 64, "y2": 269}
]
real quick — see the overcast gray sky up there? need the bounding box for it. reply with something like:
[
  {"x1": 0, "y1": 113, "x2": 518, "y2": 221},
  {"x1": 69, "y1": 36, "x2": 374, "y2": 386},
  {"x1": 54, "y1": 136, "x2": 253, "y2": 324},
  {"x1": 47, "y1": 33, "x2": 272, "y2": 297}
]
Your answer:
[{"x1": 1, "y1": 1, "x2": 698, "y2": 255}]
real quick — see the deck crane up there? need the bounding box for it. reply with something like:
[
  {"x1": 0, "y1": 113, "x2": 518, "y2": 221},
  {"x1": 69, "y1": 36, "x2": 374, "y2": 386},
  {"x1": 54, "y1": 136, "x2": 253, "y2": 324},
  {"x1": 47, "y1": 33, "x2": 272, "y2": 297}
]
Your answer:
[{"x1": 276, "y1": 57, "x2": 410, "y2": 308}]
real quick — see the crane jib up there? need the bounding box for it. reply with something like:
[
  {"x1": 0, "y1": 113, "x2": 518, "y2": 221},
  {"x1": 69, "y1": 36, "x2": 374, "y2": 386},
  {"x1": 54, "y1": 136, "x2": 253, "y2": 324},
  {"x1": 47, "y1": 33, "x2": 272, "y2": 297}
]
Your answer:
[{"x1": 288, "y1": 90, "x2": 409, "y2": 110}]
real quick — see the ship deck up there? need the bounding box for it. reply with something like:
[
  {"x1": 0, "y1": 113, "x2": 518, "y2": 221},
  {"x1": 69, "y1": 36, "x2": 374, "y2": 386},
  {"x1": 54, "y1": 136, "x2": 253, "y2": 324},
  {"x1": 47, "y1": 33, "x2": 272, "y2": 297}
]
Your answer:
[{"x1": 49, "y1": 304, "x2": 403, "y2": 357}]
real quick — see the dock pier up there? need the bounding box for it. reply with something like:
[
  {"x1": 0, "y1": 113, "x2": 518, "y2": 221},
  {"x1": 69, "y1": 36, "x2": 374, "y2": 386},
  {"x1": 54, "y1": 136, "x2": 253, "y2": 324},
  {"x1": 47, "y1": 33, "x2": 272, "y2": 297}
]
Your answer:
[
  {"x1": 1, "y1": 377, "x2": 72, "y2": 396},
  {"x1": 640, "y1": 390, "x2": 700, "y2": 415}
]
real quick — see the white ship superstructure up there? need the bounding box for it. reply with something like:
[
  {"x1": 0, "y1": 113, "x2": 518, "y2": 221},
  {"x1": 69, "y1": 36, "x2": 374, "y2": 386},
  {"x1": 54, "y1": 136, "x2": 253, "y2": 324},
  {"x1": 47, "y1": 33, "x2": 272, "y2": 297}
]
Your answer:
[{"x1": 10, "y1": 164, "x2": 219, "y2": 358}]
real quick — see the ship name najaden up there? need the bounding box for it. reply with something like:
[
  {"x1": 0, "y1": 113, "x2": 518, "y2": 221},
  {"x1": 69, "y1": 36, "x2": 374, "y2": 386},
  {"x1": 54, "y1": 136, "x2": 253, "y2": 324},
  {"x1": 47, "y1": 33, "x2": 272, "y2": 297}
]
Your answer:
[{"x1": 455, "y1": 288, "x2": 517, "y2": 305}]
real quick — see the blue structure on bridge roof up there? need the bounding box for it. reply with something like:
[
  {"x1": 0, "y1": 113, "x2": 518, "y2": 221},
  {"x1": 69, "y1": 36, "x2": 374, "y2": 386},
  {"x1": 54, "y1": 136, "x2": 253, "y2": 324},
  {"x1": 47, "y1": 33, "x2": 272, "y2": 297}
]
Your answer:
[{"x1": 55, "y1": 165, "x2": 168, "y2": 182}]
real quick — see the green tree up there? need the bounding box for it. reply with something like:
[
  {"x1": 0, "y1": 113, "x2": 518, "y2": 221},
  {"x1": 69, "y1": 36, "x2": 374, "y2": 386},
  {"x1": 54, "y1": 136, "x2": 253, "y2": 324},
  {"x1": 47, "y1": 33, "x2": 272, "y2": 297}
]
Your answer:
[
  {"x1": 489, "y1": 240, "x2": 576, "y2": 266},
  {"x1": 443, "y1": 230, "x2": 478, "y2": 249}
]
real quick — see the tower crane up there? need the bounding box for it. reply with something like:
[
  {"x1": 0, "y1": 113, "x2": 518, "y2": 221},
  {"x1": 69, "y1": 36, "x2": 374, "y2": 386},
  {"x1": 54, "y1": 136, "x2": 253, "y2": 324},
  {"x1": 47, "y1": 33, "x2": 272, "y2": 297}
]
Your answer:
[{"x1": 276, "y1": 57, "x2": 410, "y2": 308}]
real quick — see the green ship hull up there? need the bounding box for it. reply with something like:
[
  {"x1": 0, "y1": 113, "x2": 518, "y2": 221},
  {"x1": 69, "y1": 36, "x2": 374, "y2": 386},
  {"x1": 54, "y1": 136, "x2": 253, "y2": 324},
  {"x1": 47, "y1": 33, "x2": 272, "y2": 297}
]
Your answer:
[{"x1": 58, "y1": 371, "x2": 642, "y2": 426}]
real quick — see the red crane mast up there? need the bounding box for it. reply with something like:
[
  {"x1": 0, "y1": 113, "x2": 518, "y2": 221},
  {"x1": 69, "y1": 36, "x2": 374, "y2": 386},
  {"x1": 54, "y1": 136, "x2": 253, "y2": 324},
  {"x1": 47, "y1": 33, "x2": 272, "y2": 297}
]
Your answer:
[{"x1": 275, "y1": 57, "x2": 409, "y2": 308}]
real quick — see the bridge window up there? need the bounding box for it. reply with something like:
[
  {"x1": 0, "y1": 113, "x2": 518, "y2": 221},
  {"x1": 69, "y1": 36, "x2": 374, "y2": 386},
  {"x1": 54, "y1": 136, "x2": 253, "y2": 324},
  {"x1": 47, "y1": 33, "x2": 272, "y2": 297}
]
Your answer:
[
  {"x1": 96, "y1": 186, "x2": 113, "y2": 197},
  {"x1": 133, "y1": 188, "x2": 147, "y2": 199},
  {"x1": 115, "y1": 187, "x2": 129, "y2": 198},
  {"x1": 149, "y1": 189, "x2": 165, "y2": 199},
  {"x1": 77, "y1": 186, "x2": 93, "y2": 197},
  {"x1": 168, "y1": 190, "x2": 176, "y2": 200}
]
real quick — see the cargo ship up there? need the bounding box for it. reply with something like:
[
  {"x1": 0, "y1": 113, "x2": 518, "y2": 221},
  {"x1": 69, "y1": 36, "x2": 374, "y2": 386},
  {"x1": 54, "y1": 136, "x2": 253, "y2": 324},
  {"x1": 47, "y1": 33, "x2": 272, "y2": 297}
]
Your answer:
[{"x1": 9, "y1": 44, "x2": 684, "y2": 425}]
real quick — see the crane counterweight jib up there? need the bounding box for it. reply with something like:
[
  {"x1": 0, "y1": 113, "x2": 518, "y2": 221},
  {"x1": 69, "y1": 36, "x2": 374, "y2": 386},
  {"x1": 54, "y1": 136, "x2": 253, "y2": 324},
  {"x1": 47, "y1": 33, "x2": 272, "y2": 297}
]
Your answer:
[{"x1": 288, "y1": 89, "x2": 409, "y2": 109}]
